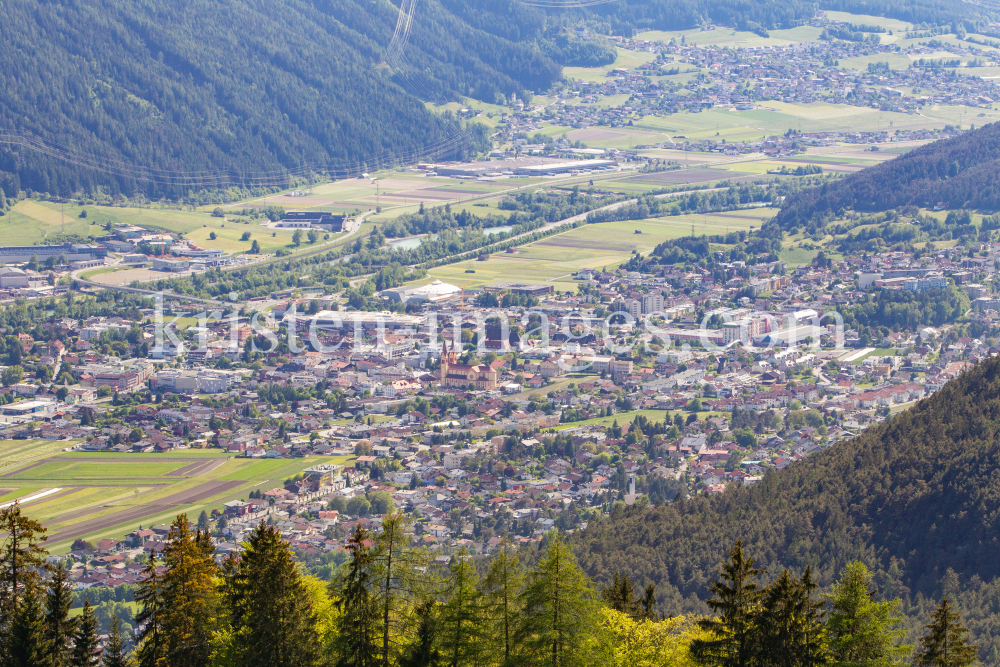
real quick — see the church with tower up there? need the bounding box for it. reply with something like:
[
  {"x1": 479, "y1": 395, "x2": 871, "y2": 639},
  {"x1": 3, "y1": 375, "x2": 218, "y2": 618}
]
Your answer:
[{"x1": 438, "y1": 339, "x2": 499, "y2": 390}]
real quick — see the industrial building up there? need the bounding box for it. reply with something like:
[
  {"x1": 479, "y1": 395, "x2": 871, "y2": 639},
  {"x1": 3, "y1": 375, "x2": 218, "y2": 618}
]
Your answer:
[
  {"x1": 277, "y1": 212, "x2": 345, "y2": 231},
  {"x1": 423, "y1": 157, "x2": 618, "y2": 179},
  {"x1": 0, "y1": 242, "x2": 107, "y2": 264}
]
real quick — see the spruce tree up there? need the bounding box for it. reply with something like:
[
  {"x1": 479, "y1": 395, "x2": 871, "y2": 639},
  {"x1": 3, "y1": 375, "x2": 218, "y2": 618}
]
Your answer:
[
  {"x1": 827, "y1": 561, "x2": 910, "y2": 666},
  {"x1": 71, "y1": 601, "x2": 100, "y2": 667},
  {"x1": 517, "y1": 532, "x2": 596, "y2": 667},
  {"x1": 691, "y1": 540, "x2": 765, "y2": 667},
  {"x1": 601, "y1": 571, "x2": 641, "y2": 618},
  {"x1": 333, "y1": 525, "x2": 381, "y2": 667},
  {"x1": 754, "y1": 567, "x2": 827, "y2": 667},
  {"x1": 7, "y1": 584, "x2": 54, "y2": 667},
  {"x1": 160, "y1": 515, "x2": 217, "y2": 667},
  {"x1": 223, "y1": 522, "x2": 318, "y2": 667},
  {"x1": 44, "y1": 563, "x2": 79, "y2": 667},
  {"x1": 101, "y1": 612, "x2": 132, "y2": 667},
  {"x1": 134, "y1": 554, "x2": 164, "y2": 667},
  {"x1": 914, "y1": 599, "x2": 978, "y2": 667},
  {"x1": 481, "y1": 539, "x2": 524, "y2": 666}
]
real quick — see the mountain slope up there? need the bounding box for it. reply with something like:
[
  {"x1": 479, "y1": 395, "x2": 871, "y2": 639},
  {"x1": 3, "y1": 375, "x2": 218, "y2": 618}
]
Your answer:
[
  {"x1": 571, "y1": 356, "x2": 1000, "y2": 613},
  {"x1": 772, "y1": 122, "x2": 1000, "y2": 230},
  {"x1": 0, "y1": 0, "x2": 561, "y2": 200}
]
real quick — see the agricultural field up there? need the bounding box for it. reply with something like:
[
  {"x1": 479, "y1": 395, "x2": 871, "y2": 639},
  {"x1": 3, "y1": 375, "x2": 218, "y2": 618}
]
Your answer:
[
  {"x1": 3, "y1": 199, "x2": 300, "y2": 255},
  {"x1": 418, "y1": 207, "x2": 775, "y2": 292},
  {"x1": 0, "y1": 444, "x2": 355, "y2": 553}
]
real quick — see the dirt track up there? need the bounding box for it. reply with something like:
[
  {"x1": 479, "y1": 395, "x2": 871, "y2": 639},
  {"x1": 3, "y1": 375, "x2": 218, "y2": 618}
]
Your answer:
[{"x1": 46, "y1": 480, "x2": 244, "y2": 543}]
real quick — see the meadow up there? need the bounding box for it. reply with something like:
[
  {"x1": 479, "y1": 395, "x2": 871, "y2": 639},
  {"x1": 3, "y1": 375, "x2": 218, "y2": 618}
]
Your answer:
[
  {"x1": 419, "y1": 208, "x2": 775, "y2": 292},
  {"x1": 0, "y1": 445, "x2": 355, "y2": 553}
]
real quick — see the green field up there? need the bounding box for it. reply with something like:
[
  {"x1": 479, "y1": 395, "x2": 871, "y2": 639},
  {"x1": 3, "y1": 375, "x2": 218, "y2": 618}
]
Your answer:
[
  {"x1": 0, "y1": 447, "x2": 356, "y2": 553},
  {"x1": 3, "y1": 200, "x2": 301, "y2": 255},
  {"x1": 419, "y1": 208, "x2": 775, "y2": 291}
]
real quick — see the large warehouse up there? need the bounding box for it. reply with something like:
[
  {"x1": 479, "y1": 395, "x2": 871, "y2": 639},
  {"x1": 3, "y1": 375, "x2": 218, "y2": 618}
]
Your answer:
[{"x1": 425, "y1": 157, "x2": 618, "y2": 178}]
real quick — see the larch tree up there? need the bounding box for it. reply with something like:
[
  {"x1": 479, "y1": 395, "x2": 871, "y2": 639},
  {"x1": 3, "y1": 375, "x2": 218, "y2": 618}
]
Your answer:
[
  {"x1": 482, "y1": 541, "x2": 524, "y2": 666},
  {"x1": 517, "y1": 532, "x2": 597, "y2": 667},
  {"x1": 374, "y1": 514, "x2": 426, "y2": 667},
  {"x1": 223, "y1": 522, "x2": 318, "y2": 667},
  {"x1": 914, "y1": 599, "x2": 978, "y2": 667},
  {"x1": 826, "y1": 561, "x2": 910, "y2": 666},
  {"x1": 439, "y1": 549, "x2": 484, "y2": 667}
]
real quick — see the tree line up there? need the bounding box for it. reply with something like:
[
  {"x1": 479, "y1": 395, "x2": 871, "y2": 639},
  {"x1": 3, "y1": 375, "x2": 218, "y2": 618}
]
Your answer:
[{"x1": 1, "y1": 501, "x2": 981, "y2": 667}]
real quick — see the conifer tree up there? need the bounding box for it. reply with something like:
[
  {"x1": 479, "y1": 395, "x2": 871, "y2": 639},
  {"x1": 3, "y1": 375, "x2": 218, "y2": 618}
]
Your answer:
[
  {"x1": 517, "y1": 532, "x2": 596, "y2": 667},
  {"x1": 71, "y1": 601, "x2": 100, "y2": 667},
  {"x1": 160, "y1": 515, "x2": 218, "y2": 667},
  {"x1": 44, "y1": 563, "x2": 79, "y2": 667},
  {"x1": 0, "y1": 502, "x2": 49, "y2": 622},
  {"x1": 691, "y1": 540, "x2": 765, "y2": 667},
  {"x1": 7, "y1": 584, "x2": 54, "y2": 667},
  {"x1": 101, "y1": 612, "x2": 132, "y2": 667},
  {"x1": 827, "y1": 561, "x2": 910, "y2": 666},
  {"x1": 641, "y1": 584, "x2": 658, "y2": 621},
  {"x1": 134, "y1": 554, "x2": 164, "y2": 667},
  {"x1": 482, "y1": 540, "x2": 524, "y2": 666},
  {"x1": 374, "y1": 514, "x2": 426, "y2": 667},
  {"x1": 399, "y1": 600, "x2": 441, "y2": 667},
  {"x1": 601, "y1": 572, "x2": 641, "y2": 618},
  {"x1": 223, "y1": 522, "x2": 318, "y2": 667},
  {"x1": 754, "y1": 567, "x2": 826, "y2": 667},
  {"x1": 914, "y1": 599, "x2": 978, "y2": 667},
  {"x1": 439, "y1": 550, "x2": 483, "y2": 667},
  {"x1": 334, "y1": 525, "x2": 381, "y2": 667}
]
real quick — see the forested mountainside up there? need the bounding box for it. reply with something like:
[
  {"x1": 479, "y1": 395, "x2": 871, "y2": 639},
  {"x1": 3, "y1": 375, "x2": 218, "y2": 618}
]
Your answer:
[
  {"x1": 571, "y1": 355, "x2": 1000, "y2": 622},
  {"x1": 0, "y1": 0, "x2": 568, "y2": 200},
  {"x1": 0, "y1": 0, "x2": 987, "y2": 201},
  {"x1": 771, "y1": 121, "x2": 1000, "y2": 230}
]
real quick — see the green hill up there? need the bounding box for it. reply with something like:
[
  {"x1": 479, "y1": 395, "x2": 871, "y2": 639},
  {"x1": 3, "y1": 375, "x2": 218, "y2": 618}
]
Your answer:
[
  {"x1": 771, "y1": 122, "x2": 1000, "y2": 232},
  {"x1": 570, "y1": 355, "x2": 1000, "y2": 652}
]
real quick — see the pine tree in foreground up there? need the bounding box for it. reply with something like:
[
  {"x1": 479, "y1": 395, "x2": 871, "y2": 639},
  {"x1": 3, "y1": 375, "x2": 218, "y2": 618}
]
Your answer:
[
  {"x1": 44, "y1": 562, "x2": 79, "y2": 667},
  {"x1": 222, "y1": 522, "x2": 318, "y2": 667},
  {"x1": 691, "y1": 540, "x2": 765, "y2": 667},
  {"x1": 159, "y1": 514, "x2": 217, "y2": 667},
  {"x1": 71, "y1": 601, "x2": 100, "y2": 667},
  {"x1": 133, "y1": 553, "x2": 164, "y2": 667},
  {"x1": 334, "y1": 525, "x2": 381, "y2": 667},
  {"x1": 7, "y1": 584, "x2": 54, "y2": 667},
  {"x1": 914, "y1": 599, "x2": 979, "y2": 667},
  {"x1": 101, "y1": 612, "x2": 133, "y2": 667},
  {"x1": 399, "y1": 599, "x2": 441, "y2": 667}
]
